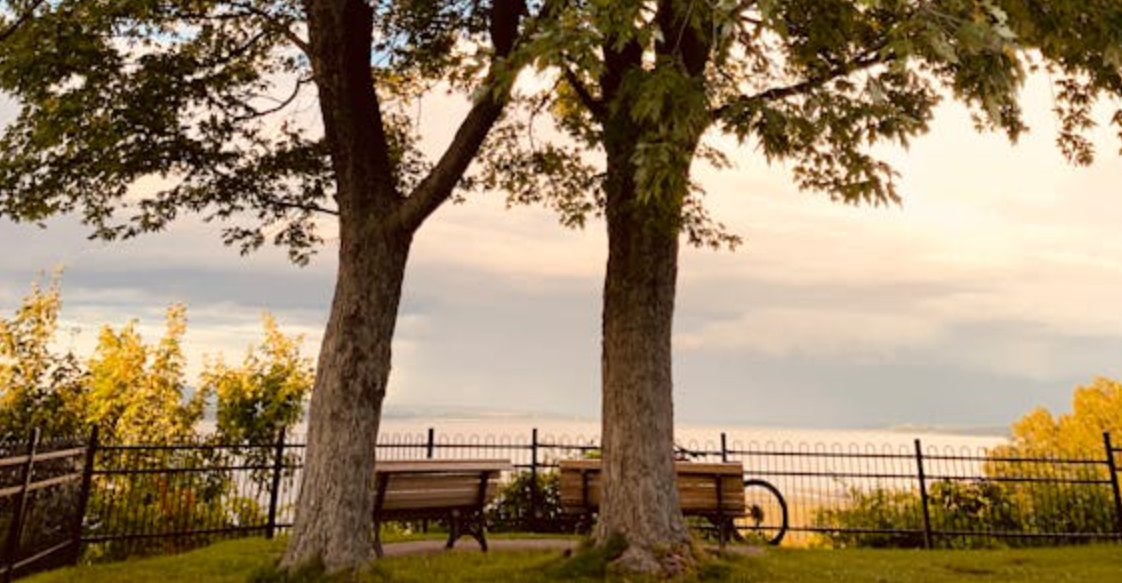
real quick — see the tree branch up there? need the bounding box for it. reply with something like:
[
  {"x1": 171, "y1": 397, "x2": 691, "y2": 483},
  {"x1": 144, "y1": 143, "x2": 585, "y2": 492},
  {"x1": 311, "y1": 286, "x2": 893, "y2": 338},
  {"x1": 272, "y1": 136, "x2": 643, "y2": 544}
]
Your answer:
[
  {"x1": 232, "y1": 75, "x2": 311, "y2": 122},
  {"x1": 392, "y1": 0, "x2": 560, "y2": 232},
  {"x1": 562, "y1": 65, "x2": 606, "y2": 121},
  {"x1": 226, "y1": 1, "x2": 310, "y2": 55},
  {"x1": 392, "y1": 74, "x2": 509, "y2": 232},
  {"x1": 711, "y1": 49, "x2": 889, "y2": 121},
  {"x1": 0, "y1": 0, "x2": 47, "y2": 43},
  {"x1": 259, "y1": 195, "x2": 339, "y2": 216}
]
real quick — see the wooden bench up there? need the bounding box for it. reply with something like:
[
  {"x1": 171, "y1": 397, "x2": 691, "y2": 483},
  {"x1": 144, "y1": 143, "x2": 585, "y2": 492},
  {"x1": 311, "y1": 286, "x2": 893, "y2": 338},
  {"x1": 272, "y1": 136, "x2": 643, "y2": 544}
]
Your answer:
[
  {"x1": 372, "y1": 459, "x2": 512, "y2": 557},
  {"x1": 558, "y1": 459, "x2": 746, "y2": 547}
]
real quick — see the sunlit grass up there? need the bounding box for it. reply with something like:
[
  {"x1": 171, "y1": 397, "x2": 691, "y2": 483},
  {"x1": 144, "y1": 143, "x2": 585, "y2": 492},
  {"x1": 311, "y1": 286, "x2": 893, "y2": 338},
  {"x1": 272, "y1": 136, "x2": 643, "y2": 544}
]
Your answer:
[{"x1": 24, "y1": 536, "x2": 1122, "y2": 583}]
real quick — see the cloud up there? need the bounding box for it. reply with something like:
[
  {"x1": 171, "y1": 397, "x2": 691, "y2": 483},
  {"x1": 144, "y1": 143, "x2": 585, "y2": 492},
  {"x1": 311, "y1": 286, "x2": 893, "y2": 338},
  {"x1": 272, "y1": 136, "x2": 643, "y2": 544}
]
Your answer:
[
  {"x1": 4, "y1": 70, "x2": 1122, "y2": 429},
  {"x1": 676, "y1": 307, "x2": 944, "y2": 362}
]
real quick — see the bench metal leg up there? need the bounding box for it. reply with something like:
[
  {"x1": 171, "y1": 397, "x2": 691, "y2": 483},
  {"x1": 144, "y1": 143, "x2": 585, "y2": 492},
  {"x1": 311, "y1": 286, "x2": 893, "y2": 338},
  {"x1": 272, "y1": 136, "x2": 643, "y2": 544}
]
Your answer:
[
  {"x1": 445, "y1": 511, "x2": 461, "y2": 550},
  {"x1": 374, "y1": 519, "x2": 384, "y2": 558},
  {"x1": 719, "y1": 518, "x2": 732, "y2": 550},
  {"x1": 469, "y1": 512, "x2": 488, "y2": 552}
]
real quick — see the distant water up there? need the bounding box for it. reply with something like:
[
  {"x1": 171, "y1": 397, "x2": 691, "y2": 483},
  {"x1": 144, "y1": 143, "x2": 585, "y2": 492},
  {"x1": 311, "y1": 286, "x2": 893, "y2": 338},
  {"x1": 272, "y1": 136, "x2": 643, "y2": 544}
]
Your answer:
[
  {"x1": 207, "y1": 415, "x2": 1007, "y2": 452},
  {"x1": 200, "y1": 414, "x2": 1011, "y2": 522},
  {"x1": 385, "y1": 418, "x2": 1007, "y2": 450}
]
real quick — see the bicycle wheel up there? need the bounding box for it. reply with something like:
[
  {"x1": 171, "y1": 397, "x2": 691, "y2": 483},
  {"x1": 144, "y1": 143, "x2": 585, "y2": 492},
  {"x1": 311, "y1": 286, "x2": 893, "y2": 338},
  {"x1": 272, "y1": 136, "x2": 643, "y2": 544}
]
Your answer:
[{"x1": 735, "y1": 479, "x2": 788, "y2": 546}]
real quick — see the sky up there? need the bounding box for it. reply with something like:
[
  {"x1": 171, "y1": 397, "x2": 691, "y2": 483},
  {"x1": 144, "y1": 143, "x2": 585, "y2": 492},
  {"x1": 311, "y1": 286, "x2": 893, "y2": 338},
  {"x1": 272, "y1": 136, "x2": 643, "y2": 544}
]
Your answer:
[{"x1": 2, "y1": 73, "x2": 1121, "y2": 431}]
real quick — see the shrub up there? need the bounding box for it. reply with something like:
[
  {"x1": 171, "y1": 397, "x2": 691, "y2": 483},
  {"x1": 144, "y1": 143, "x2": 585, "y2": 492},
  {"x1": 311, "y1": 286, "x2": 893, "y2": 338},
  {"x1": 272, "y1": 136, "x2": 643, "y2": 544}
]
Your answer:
[
  {"x1": 812, "y1": 485, "x2": 926, "y2": 548},
  {"x1": 487, "y1": 471, "x2": 581, "y2": 533}
]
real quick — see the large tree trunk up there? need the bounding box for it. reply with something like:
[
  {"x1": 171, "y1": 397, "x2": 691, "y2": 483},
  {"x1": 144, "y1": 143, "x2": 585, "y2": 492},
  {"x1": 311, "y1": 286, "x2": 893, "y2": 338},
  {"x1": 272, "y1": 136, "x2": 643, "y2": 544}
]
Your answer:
[
  {"x1": 590, "y1": 4, "x2": 714, "y2": 573},
  {"x1": 594, "y1": 133, "x2": 694, "y2": 576},
  {"x1": 278, "y1": 0, "x2": 519, "y2": 572},
  {"x1": 282, "y1": 0, "x2": 404, "y2": 572},
  {"x1": 281, "y1": 222, "x2": 411, "y2": 572}
]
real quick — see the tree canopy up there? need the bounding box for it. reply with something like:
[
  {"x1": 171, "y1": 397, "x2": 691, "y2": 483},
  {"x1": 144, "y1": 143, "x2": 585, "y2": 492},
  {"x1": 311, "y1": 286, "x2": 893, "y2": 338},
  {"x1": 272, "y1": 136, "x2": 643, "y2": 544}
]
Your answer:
[
  {"x1": 0, "y1": 0, "x2": 533, "y2": 261},
  {"x1": 1000, "y1": 376, "x2": 1122, "y2": 459},
  {"x1": 483, "y1": 0, "x2": 1122, "y2": 227}
]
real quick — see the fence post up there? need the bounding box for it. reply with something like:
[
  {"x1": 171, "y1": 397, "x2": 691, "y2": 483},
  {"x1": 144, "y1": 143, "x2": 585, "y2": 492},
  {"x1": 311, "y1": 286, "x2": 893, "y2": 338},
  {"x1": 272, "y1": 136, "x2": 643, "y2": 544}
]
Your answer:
[
  {"x1": 1104, "y1": 432, "x2": 1122, "y2": 540},
  {"x1": 421, "y1": 428, "x2": 435, "y2": 534},
  {"x1": 4, "y1": 427, "x2": 40, "y2": 583},
  {"x1": 720, "y1": 432, "x2": 728, "y2": 463},
  {"x1": 265, "y1": 429, "x2": 287, "y2": 540},
  {"x1": 530, "y1": 428, "x2": 540, "y2": 532},
  {"x1": 69, "y1": 426, "x2": 99, "y2": 564},
  {"x1": 914, "y1": 438, "x2": 933, "y2": 549}
]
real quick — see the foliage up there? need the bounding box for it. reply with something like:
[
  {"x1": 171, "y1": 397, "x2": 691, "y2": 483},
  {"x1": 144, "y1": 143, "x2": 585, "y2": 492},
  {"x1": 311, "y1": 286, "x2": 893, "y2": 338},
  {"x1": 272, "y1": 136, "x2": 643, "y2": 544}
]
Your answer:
[
  {"x1": 86, "y1": 305, "x2": 206, "y2": 444},
  {"x1": 814, "y1": 480, "x2": 1026, "y2": 549},
  {"x1": 0, "y1": 275, "x2": 321, "y2": 560},
  {"x1": 0, "y1": 0, "x2": 530, "y2": 260},
  {"x1": 926, "y1": 479, "x2": 1021, "y2": 548},
  {"x1": 818, "y1": 378, "x2": 1122, "y2": 549},
  {"x1": 980, "y1": 376, "x2": 1122, "y2": 543},
  {"x1": 813, "y1": 485, "x2": 926, "y2": 548},
  {"x1": 205, "y1": 312, "x2": 313, "y2": 446},
  {"x1": 488, "y1": 471, "x2": 581, "y2": 533},
  {"x1": 991, "y1": 377, "x2": 1122, "y2": 461},
  {"x1": 0, "y1": 0, "x2": 329, "y2": 263},
  {"x1": 0, "y1": 275, "x2": 87, "y2": 439},
  {"x1": 481, "y1": 0, "x2": 1122, "y2": 241},
  {"x1": 201, "y1": 312, "x2": 311, "y2": 490}
]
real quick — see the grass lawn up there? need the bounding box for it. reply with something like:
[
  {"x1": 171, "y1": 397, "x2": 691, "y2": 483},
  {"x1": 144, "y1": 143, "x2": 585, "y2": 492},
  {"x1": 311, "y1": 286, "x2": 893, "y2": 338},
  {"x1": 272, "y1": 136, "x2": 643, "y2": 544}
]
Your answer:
[{"x1": 24, "y1": 537, "x2": 1122, "y2": 582}]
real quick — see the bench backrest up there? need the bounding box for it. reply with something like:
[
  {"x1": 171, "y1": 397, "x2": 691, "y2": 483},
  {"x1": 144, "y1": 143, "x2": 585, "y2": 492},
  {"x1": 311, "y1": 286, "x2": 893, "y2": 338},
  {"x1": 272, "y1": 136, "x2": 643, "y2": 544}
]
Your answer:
[
  {"x1": 558, "y1": 459, "x2": 746, "y2": 514},
  {"x1": 375, "y1": 460, "x2": 511, "y2": 513}
]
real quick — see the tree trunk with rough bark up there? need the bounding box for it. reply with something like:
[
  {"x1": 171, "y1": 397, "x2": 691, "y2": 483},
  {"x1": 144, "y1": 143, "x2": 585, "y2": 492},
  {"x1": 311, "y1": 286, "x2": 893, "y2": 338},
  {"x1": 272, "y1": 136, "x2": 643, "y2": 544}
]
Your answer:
[
  {"x1": 281, "y1": 0, "x2": 406, "y2": 572},
  {"x1": 589, "y1": 4, "x2": 714, "y2": 575},
  {"x1": 281, "y1": 226, "x2": 410, "y2": 572},
  {"x1": 279, "y1": 0, "x2": 522, "y2": 573},
  {"x1": 593, "y1": 118, "x2": 695, "y2": 577}
]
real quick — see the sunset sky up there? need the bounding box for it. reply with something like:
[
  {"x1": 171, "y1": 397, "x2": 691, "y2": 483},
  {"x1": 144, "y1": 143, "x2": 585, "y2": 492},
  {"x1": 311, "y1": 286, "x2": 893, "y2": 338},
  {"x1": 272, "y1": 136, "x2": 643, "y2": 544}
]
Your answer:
[{"x1": 2, "y1": 71, "x2": 1121, "y2": 430}]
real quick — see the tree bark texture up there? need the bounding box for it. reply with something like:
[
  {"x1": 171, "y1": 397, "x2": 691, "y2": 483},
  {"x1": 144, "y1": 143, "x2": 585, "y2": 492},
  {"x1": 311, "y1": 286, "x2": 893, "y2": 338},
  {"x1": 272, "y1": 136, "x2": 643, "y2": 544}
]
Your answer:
[
  {"x1": 589, "y1": 4, "x2": 714, "y2": 574},
  {"x1": 594, "y1": 121, "x2": 694, "y2": 577},
  {"x1": 282, "y1": 0, "x2": 406, "y2": 572},
  {"x1": 282, "y1": 0, "x2": 519, "y2": 572},
  {"x1": 281, "y1": 226, "x2": 410, "y2": 572}
]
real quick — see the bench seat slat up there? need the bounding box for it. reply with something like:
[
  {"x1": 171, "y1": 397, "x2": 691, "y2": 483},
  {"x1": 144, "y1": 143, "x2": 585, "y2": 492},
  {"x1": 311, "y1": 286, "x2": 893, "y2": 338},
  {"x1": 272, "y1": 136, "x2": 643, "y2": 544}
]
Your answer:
[
  {"x1": 380, "y1": 486, "x2": 497, "y2": 511},
  {"x1": 558, "y1": 460, "x2": 742, "y2": 475},
  {"x1": 384, "y1": 475, "x2": 501, "y2": 492},
  {"x1": 377, "y1": 460, "x2": 511, "y2": 473}
]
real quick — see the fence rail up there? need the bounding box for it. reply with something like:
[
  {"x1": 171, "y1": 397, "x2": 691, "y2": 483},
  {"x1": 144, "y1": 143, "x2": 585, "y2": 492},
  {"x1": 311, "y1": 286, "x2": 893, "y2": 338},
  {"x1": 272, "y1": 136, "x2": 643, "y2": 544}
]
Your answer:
[
  {"x1": 0, "y1": 429, "x2": 91, "y2": 583},
  {"x1": 2, "y1": 426, "x2": 1121, "y2": 579}
]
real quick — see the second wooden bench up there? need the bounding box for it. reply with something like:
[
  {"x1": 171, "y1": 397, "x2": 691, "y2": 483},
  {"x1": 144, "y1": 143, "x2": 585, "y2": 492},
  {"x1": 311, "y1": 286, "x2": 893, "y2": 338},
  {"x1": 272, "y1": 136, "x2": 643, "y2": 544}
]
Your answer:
[
  {"x1": 372, "y1": 459, "x2": 512, "y2": 557},
  {"x1": 558, "y1": 459, "x2": 746, "y2": 547}
]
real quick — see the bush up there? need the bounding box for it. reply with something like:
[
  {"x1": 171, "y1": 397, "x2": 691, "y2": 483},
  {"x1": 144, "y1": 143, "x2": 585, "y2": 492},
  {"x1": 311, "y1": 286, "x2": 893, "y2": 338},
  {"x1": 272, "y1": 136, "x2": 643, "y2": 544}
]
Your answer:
[
  {"x1": 812, "y1": 477, "x2": 1113, "y2": 549},
  {"x1": 487, "y1": 471, "x2": 581, "y2": 533},
  {"x1": 812, "y1": 486, "x2": 926, "y2": 548}
]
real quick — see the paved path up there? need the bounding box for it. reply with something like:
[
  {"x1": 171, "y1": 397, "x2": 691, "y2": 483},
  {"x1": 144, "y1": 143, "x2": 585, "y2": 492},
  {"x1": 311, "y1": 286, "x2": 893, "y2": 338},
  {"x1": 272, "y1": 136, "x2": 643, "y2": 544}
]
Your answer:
[
  {"x1": 381, "y1": 538, "x2": 578, "y2": 557},
  {"x1": 380, "y1": 538, "x2": 765, "y2": 558}
]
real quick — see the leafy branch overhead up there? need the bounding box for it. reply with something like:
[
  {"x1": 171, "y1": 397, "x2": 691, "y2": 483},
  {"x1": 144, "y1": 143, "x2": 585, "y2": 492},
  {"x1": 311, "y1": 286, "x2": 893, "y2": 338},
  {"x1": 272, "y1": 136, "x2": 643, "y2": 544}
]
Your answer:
[
  {"x1": 481, "y1": 0, "x2": 1122, "y2": 244},
  {"x1": 0, "y1": 0, "x2": 536, "y2": 263}
]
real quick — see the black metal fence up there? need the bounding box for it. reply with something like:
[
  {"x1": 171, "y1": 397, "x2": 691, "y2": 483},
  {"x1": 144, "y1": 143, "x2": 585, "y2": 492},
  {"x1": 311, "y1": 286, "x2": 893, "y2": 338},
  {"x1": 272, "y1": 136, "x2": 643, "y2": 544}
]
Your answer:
[
  {"x1": 0, "y1": 429, "x2": 91, "y2": 583},
  {"x1": 2, "y1": 427, "x2": 1121, "y2": 579}
]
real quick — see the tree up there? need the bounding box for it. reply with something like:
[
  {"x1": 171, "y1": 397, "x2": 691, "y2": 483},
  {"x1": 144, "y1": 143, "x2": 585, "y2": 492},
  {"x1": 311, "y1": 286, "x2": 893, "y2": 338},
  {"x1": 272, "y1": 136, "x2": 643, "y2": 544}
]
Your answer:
[
  {"x1": 996, "y1": 376, "x2": 1122, "y2": 460},
  {"x1": 0, "y1": 0, "x2": 549, "y2": 572},
  {"x1": 205, "y1": 312, "x2": 314, "y2": 447},
  {"x1": 0, "y1": 275, "x2": 87, "y2": 439},
  {"x1": 87, "y1": 305, "x2": 206, "y2": 443},
  {"x1": 484, "y1": 0, "x2": 1122, "y2": 574}
]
